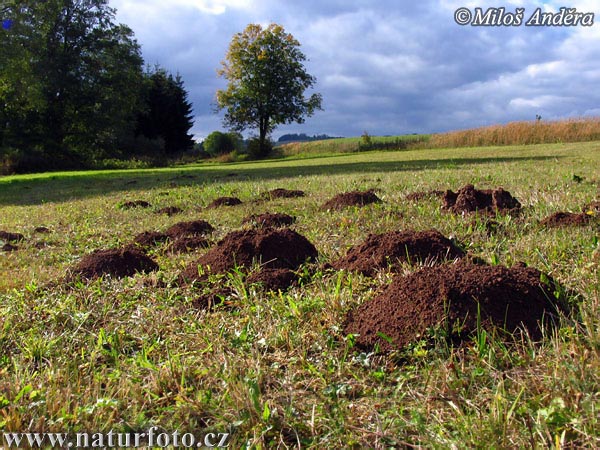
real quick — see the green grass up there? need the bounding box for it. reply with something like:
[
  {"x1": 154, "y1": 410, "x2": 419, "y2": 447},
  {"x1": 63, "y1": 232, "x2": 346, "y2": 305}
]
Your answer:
[{"x1": 0, "y1": 141, "x2": 599, "y2": 447}]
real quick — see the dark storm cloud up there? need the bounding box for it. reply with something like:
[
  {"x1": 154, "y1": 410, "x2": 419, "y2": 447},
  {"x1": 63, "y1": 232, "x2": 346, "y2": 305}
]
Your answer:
[{"x1": 111, "y1": 0, "x2": 600, "y2": 139}]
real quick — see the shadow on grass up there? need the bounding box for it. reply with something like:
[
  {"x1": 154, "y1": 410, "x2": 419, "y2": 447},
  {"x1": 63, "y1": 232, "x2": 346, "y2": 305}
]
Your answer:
[{"x1": 0, "y1": 154, "x2": 559, "y2": 206}]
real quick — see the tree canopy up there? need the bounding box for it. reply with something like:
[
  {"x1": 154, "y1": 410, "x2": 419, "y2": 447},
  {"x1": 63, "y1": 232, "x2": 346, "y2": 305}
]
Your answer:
[
  {"x1": 0, "y1": 0, "x2": 195, "y2": 173},
  {"x1": 216, "y1": 23, "x2": 322, "y2": 157}
]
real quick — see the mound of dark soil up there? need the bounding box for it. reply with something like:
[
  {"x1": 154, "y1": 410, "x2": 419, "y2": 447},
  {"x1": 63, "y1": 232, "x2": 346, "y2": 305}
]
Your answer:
[
  {"x1": 168, "y1": 236, "x2": 210, "y2": 254},
  {"x1": 69, "y1": 247, "x2": 159, "y2": 280},
  {"x1": 242, "y1": 213, "x2": 296, "y2": 228},
  {"x1": 333, "y1": 230, "x2": 465, "y2": 276},
  {"x1": 344, "y1": 260, "x2": 564, "y2": 352},
  {"x1": 247, "y1": 268, "x2": 298, "y2": 291},
  {"x1": 405, "y1": 190, "x2": 445, "y2": 201},
  {"x1": 0, "y1": 230, "x2": 25, "y2": 242},
  {"x1": 540, "y1": 212, "x2": 593, "y2": 227},
  {"x1": 119, "y1": 200, "x2": 151, "y2": 210},
  {"x1": 261, "y1": 188, "x2": 305, "y2": 200},
  {"x1": 443, "y1": 184, "x2": 521, "y2": 214},
  {"x1": 34, "y1": 226, "x2": 51, "y2": 233},
  {"x1": 156, "y1": 206, "x2": 183, "y2": 216},
  {"x1": 321, "y1": 190, "x2": 382, "y2": 210},
  {"x1": 207, "y1": 197, "x2": 242, "y2": 208},
  {"x1": 180, "y1": 228, "x2": 318, "y2": 282},
  {"x1": 132, "y1": 231, "x2": 170, "y2": 249},
  {"x1": 1, "y1": 243, "x2": 18, "y2": 252},
  {"x1": 165, "y1": 220, "x2": 214, "y2": 239}
]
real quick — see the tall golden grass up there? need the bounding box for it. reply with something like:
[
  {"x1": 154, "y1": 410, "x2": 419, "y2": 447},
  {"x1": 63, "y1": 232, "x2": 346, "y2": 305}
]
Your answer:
[{"x1": 424, "y1": 117, "x2": 600, "y2": 148}]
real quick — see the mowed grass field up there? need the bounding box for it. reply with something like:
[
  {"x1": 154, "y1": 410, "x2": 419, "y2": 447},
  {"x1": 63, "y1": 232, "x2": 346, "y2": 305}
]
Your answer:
[{"x1": 0, "y1": 141, "x2": 599, "y2": 448}]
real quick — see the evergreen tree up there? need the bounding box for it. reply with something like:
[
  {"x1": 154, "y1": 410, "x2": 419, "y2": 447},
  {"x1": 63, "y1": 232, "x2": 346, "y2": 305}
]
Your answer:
[{"x1": 136, "y1": 68, "x2": 195, "y2": 155}]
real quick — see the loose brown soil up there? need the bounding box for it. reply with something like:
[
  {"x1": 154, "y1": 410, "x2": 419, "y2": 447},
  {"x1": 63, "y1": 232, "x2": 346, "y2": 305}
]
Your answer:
[
  {"x1": 405, "y1": 190, "x2": 445, "y2": 201},
  {"x1": 344, "y1": 260, "x2": 564, "y2": 352},
  {"x1": 321, "y1": 190, "x2": 382, "y2": 210},
  {"x1": 156, "y1": 206, "x2": 183, "y2": 216},
  {"x1": 540, "y1": 212, "x2": 593, "y2": 227},
  {"x1": 167, "y1": 236, "x2": 211, "y2": 254},
  {"x1": 246, "y1": 268, "x2": 298, "y2": 291},
  {"x1": 0, "y1": 230, "x2": 25, "y2": 242},
  {"x1": 261, "y1": 188, "x2": 306, "y2": 200},
  {"x1": 333, "y1": 230, "x2": 465, "y2": 276},
  {"x1": 1, "y1": 243, "x2": 18, "y2": 252},
  {"x1": 443, "y1": 184, "x2": 521, "y2": 214},
  {"x1": 207, "y1": 197, "x2": 242, "y2": 208},
  {"x1": 180, "y1": 228, "x2": 318, "y2": 282},
  {"x1": 131, "y1": 231, "x2": 170, "y2": 250},
  {"x1": 242, "y1": 213, "x2": 296, "y2": 228},
  {"x1": 164, "y1": 220, "x2": 214, "y2": 238},
  {"x1": 118, "y1": 200, "x2": 151, "y2": 210},
  {"x1": 34, "y1": 226, "x2": 51, "y2": 233},
  {"x1": 68, "y1": 247, "x2": 159, "y2": 280}
]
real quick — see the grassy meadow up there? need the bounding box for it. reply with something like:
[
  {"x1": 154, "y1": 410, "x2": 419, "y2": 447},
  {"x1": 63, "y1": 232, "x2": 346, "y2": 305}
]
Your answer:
[{"x1": 0, "y1": 140, "x2": 599, "y2": 447}]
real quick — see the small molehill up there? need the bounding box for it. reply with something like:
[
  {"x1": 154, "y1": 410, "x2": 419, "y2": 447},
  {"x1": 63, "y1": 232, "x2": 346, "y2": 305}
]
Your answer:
[
  {"x1": 242, "y1": 213, "x2": 296, "y2": 228},
  {"x1": 2, "y1": 243, "x2": 18, "y2": 252},
  {"x1": 247, "y1": 268, "x2": 298, "y2": 292},
  {"x1": 34, "y1": 226, "x2": 51, "y2": 233},
  {"x1": 443, "y1": 184, "x2": 521, "y2": 214},
  {"x1": 261, "y1": 188, "x2": 305, "y2": 200},
  {"x1": 321, "y1": 190, "x2": 382, "y2": 210},
  {"x1": 181, "y1": 228, "x2": 318, "y2": 282},
  {"x1": 132, "y1": 231, "x2": 170, "y2": 250},
  {"x1": 165, "y1": 220, "x2": 214, "y2": 239},
  {"x1": 167, "y1": 236, "x2": 211, "y2": 254},
  {"x1": 405, "y1": 190, "x2": 445, "y2": 201},
  {"x1": 333, "y1": 230, "x2": 465, "y2": 276},
  {"x1": 344, "y1": 260, "x2": 565, "y2": 352},
  {"x1": 118, "y1": 200, "x2": 151, "y2": 210},
  {"x1": 540, "y1": 212, "x2": 593, "y2": 227},
  {"x1": 69, "y1": 247, "x2": 159, "y2": 280},
  {"x1": 156, "y1": 206, "x2": 183, "y2": 216},
  {"x1": 207, "y1": 197, "x2": 242, "y2": 208},
  {"x1": 0, "y1": 230, "x2": 25, "y2": 242}
]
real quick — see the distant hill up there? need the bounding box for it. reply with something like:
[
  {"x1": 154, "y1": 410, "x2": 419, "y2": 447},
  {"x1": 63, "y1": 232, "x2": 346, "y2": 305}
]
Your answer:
[{"x1": 277, "y1": 133, "x2": 342, "y2": 143}]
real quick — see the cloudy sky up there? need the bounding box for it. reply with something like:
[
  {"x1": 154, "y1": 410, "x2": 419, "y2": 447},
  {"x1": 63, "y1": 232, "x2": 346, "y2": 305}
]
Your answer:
[{"x1": 110, "y1": 0, "x2": 600, "y2": 140}]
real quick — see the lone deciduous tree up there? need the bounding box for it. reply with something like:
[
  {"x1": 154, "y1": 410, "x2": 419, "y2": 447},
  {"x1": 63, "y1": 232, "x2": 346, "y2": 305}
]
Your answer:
[{"x1": 216, "y1": 23, "x2": 322, "y2": 157}]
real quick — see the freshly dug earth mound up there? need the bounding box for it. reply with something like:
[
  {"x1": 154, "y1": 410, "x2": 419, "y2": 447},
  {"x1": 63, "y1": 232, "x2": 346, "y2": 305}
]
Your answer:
[
  {"x1": 242, "y1": 213, "x2": 296, "y2": 228},
  {"x1": 443, "y1": 184, "x2": 521, "y2": 214},
  {"x1": 181, "y1": 228, "x2": 317, "y2": 282},
  {"x1": 207, "y1": 197, "x2": 242, "y2": 208},
  {"x1": 165, "y1": 220, "x2": 214, "y2": 238},
  {"x1": 334, "y1": 230, "x2": 464, "y2": 276},
  {"x1": 0, "y1": 230, "x2": 25, "y2": 242},
  {"x1": 132, "y1": 231, "x2": 170, "y2": 249},
  {"x1": 321, "y1": 190, "x2": 382, "y2": 210},
  {"x1": 156, "y1": 206, "x2": 183, "y2": 216},
  {"x1": 168, "y1": 236, "x2": 210, "y2": 254},
  {"x1": 261, "y1": 188, "x2": 305, "y2": 200},
  {"x1": 540, "y1": 212, "x2": 593, "y2": 227},
  {"x1": 69, "y1": 247, "x2": 159, "y2": 279},
  {"x1": 2, "y1": 243, "x2": 18, "y2": 252},
  {"x1": 119, "y1": 200, "x2": 151, "y2": 209},
  {"x1": 405, "y1": 190, "x2": 444, "y2": 201},
  {"x1": 344, "y1": 260, "x2": 564, "y2": 352},
  {"x1": 247, "y1": 268, "x2": 298, "y2": 291},
  {"x1": 34, "y1": 226, "x2": 51, "y2": 233}
]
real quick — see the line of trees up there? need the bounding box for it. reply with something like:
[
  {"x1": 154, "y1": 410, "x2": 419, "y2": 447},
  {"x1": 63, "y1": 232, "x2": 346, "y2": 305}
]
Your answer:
[{"x1": 0, "y1": 0, "x2": 194, "y2": 174}]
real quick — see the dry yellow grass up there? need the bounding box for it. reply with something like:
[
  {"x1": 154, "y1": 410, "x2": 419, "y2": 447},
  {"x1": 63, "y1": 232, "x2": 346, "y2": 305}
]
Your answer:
[{"x1": 425, "y1": 118, "x2": 600, "y2": 148}]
